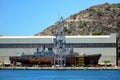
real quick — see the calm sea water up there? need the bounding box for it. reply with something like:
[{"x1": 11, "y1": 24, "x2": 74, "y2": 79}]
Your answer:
[{"x1": 0, "y1": 70, "x2": 120, "y2": 80}]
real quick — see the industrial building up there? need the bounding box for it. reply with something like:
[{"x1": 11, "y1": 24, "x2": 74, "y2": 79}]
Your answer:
[{"x1": 0, "y1": 33, "x2": 118, "y2": 66}]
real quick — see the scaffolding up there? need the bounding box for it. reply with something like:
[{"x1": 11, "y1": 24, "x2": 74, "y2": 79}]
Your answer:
[
  {"x1": 53, "y1": 17, "x2": 66, "y2": 66},
  {"x1": 77, "y1": 56, "x2": 84, "y2": 66}
]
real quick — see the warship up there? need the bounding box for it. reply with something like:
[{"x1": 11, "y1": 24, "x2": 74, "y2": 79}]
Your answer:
[{"x1": 9, "y1": 48, "x2": 101, "y2": 66}]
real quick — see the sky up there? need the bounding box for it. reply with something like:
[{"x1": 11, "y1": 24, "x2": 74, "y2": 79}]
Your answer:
[{"x1": 0, "y1": 0, "x2": 120, "y2": 36}]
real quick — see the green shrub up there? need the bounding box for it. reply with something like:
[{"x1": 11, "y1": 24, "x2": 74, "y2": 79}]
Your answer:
[
  {"x1": 97, "y1": 11, "x2": 103, "y2": 16},
  {"x1": 92, "y1": 32, "x2": 101, "y2": 35}
]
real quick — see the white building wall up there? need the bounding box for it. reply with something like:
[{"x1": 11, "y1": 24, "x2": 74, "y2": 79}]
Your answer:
[{"x1": 0, "y1": 33, "x2": 117, "y2": 65}]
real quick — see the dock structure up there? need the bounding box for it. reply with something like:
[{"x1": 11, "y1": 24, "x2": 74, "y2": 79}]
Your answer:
[{"x1": 0, "y1": 66, "x2": 120, "y2": 70}]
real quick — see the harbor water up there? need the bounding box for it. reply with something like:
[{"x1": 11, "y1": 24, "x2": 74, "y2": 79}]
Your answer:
[{"x1": 0, "y1": 70, "x2": 120, "y2": 80}]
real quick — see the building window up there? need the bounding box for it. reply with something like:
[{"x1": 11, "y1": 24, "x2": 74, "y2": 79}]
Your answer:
[{"x1": 0, "y1": 43, "x2": 116, "y2": 48}]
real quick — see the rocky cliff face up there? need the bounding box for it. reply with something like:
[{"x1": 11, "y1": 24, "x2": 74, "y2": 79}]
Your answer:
[{"x1": 35, "y1": 3, "x2": 120, "y2": 37}]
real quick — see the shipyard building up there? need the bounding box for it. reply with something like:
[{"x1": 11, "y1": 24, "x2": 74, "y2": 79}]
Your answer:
[{"x1": 0, "y1": 33, "x2": 118, "y2": 66}]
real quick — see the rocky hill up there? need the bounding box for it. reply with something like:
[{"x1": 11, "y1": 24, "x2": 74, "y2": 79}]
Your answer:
[{"x1": 35, "y1": 3, "x2": 120, "y2": 38}]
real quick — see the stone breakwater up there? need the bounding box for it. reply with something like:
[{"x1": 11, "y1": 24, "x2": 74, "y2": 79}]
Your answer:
[{"x1": 1, "y1": 67, "x2": 120, "y2": 70}]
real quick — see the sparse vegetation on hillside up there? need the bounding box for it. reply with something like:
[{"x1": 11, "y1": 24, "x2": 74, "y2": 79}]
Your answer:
[{"x1": 35, "y1": 3, "x2": 120, "y2": 40}]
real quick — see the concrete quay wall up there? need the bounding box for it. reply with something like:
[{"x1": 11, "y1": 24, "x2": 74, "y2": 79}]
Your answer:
[{"x1": 1, "y1": 66, "x2": 120, "y2": 70}]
